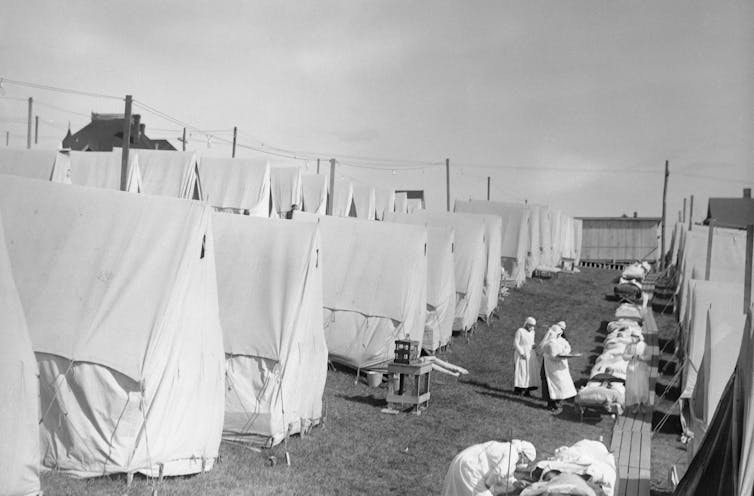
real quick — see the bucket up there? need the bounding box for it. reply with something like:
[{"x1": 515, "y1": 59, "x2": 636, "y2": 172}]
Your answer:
[{"x1": 366, "y1": 371, "x2": 383, "y2": 387}]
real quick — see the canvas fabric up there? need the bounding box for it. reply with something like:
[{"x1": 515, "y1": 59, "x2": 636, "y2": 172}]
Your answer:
[
  {"x1": 573, "y1": 219, "x2": 583, "y2": 266},
  {"x1": 198, "y1": 157, "x2": 270, "y2": 216},
  {"x1": 394, "y1": 192, "x2": 408, "y2": 214},
  {"x1": 134, "y1": 149, "x2": 201, "y2": 199},
  {"x1": 294, "y1": 212, "x2": 427, "y2": 368},
  {"x1": 374, "y1": 187, "x2": 395, "y2": 220},
  {"x1": 385, "y1": 211, "x2": 485, "y2": 332},
  {"x1": 331, "y1": 179, "x2": 354, "y2": 217},
  {"x1": 67, "y1": 150, "x2": 141, "y2": 192},
  {"x1": 0, "y1": 148, "x2": 69, "y2": 183},
  {"x1": 454, "y1": 200, "x2": 530, "y2": 286},
  {"x1": 352, "y1": 184, "x2": 376, "y2": 220},
  {"x1": 0, "y1": 175, "x2": 225, "y2": 478},
  {"x1": 212, "y1": 213, "x2": 327, "y2": 445},
  {"x1": 527, "y1": 205, "x2": 541, "y2": 275},
  {"x1": 0, "y1": 211, "x2": 40, "y2": 496},
  {"x1": 301, "y1": 173, "x2": 327, "y2": 214},
  {"x1": 270, "y1": 166, "x2": 302, "y2": 216}
]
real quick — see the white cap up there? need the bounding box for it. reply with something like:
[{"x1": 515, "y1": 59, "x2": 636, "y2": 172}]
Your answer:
[
  {"x1": 525, "y1": 317, "x2": 536, "y2": 326},
  {"x1": 557, "y1": 321, "x2": 567, "y2": 330},
  {"x1": 512, "y1": 439, "x2": 536, "y2": 462}
]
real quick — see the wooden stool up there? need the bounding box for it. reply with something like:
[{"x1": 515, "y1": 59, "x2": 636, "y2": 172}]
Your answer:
[{"x1": 386, "y1": 361, "x2": 432, "y2": 414}]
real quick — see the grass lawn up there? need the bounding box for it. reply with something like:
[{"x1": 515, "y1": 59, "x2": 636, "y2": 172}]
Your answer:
[{"x1": 42, "y1": 268, "x2": 634, "y2": 495}]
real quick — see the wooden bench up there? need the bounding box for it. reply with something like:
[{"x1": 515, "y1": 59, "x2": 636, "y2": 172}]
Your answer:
[{"x1": 611, "y1": 308, "x2": 659, "y2": 496}]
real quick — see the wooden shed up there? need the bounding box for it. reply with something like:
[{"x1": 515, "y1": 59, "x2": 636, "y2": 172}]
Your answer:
[{"x1": 576, "y1": 215, "x2": 661, "y2": 264}]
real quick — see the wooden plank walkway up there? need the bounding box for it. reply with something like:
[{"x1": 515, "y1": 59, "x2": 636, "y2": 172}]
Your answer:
[{"x1": 611, "y1": 308, "x2": 660, "y2": 496}]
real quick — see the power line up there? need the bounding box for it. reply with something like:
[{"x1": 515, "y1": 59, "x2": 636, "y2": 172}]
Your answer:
[{"x1": 0, "y1": 77, "x2": 122, "y2": 100}]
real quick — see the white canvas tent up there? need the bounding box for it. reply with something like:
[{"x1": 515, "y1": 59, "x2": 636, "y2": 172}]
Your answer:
[
  {"x1": 469, "y1": 212, "x2": 502, "y2": 320},
  {"x1": 385, "y1": 211, "x2": 486, "y2": 332},
  {"x1": 134, "y1": 149, "x2": 202, "y2": 199},
  {"x1": 270, "y1": 166, "x2": 302, "y2": 217},
  {"x1": 301, "y1": 173, "x2": 328, "y2": 214},
  {"x1": 198, "y1": 157, "x2": 270, "y2": 216},
  {"x1": 386, "y1": 216, "x2": 456, "y2": 352},
  {"x1": 527, "y1": 205, "x2": 541, "y2": 275},
  {"x1": 573, "y1": 219, "x2": 583, "y2": 265},
  {"x1": 66, "y1": 150, "x2": 141, "y2": 192},
  {"x1": 294, "y1": 212, "x2": 427, "y2": 369},
  {"x1": 374, "y1": 187, "x2": 395, "y2": 220},
  {"x1": 690, "y1": 305, "x2": 746, "y2": 438},
  {"x1": 0, "y1": 211, "x2": 40, "y2": 496},
  {"x1": 352, "y1": 184, "x2": 376, "y2": 220},
  {"x1": 0, "y1": 148, "x2": 70, "y2": 183},
  {"x1": 454, "y1": 200, "x2": 530, "y2": 287},
  {"x1": 537, "y1": 206, "x2": 556, "y2": 268},
  {"x1": 331, "y1": 178, "x2": 354, "y2": 217},
  {"x1": 212, "y1": 213, "x2": 327, "y2": 446},
  {"x1": 0, "y1": 174, "x2": 225, "y2": 478},
  {"x1": 394, "y1": 192, "x2": 408, "y2": 214}
]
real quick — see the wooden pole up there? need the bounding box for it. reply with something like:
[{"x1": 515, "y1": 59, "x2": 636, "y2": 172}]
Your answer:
[
  {"x1": 678, "y1": 211, "x2": 682, "y2": 223},
  {"x1": 232, "y1": 126, "x2": 237, "y2": 158},
  {"x1": 327, "y1": 158, "x2": 336, "y2": 215},
  {"x1": 682, "y1": 198, "x2": 687, "y2": 223},
  {"x1": 745, "y1": 225, "x2": 753, "y2": 313},
  {"x1": 445, "y1": 158, "x2": 450, "y2": 212},
  {"x1": 661, "y1": 160, "x2": 669, "y2": 269},
  {"x1": 34, "y1": 115, "x2": 39, "y2": 145},
  {"x1": 705, "y1": 220, "x2": 714, "y2": 280},
  {"x1": 182, "y1": 127, "x2": 186, "y2": 151},
  {"x1": 5, "y1": 131, "x2": 8, "y2": 146},
  {"x1": 487, "y1": 176, "x2": 491, "y2": 201},
  {"x1": 120, "y1": 95, "x2": 133, "y2": 192},
  {"x1": 688, "y1": 195, "x2": 694, "y2": 231},
  {"x1": 317, "y1": 158, "x2": 320, "y2": 174},
  {"x1": 26, "y1": 97, "x2": 33, "y2": 149}
]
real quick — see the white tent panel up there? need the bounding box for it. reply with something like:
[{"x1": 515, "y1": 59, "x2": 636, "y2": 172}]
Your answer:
[
  {"x1": 385, "y1": 211, "x2": 485, "y2": 332},
  {"x1": 331, "y1": 178, "x2": 354, "y2": 217},
  {"x1": 199, "y1": 157, "x2": 270, "y2": 216},
  {"x1": 0, "y1": 148, "x2": 69, "y2": 183},
  {"x1": 0, "y1": 211, "x2": 40, "y2": 496},
  {"x1": 352, "y1": 184, "x2": 376, "y2": 220},
  {"x1": 134, "y1": 149, "x2": 201, "y2": 199},
  {"x1": 270, "y1": 166, "x2": 302, "y2": 217},
  {"x1": 394, "y1": 192, "x2": 408, "y2": 214},
  {"x1": 67, "y1": 150, "x2": 141, "y2": 192},
  {"x1": 294, "y1": 212, "x2": 427, "y2": 368},
  {"x1": 0, "y1": 174, "x2": 225, "y2": 478},
  {"x1": 301, "y1": 173, "x2": 328, "y2": 214},
  {"x1": 213, "y1": 213, "x2": 327, "y2": 446},
  {"x1": 374, "y1": 187, "x2": 395, "y2": 220}
]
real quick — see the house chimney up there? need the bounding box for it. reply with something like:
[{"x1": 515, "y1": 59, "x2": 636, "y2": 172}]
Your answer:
[
  {"x1": 140, "y1": 123, "x2": 145, "y2": 140},
  {"x1": 633, "y1": 211, "x2": 638, "y2": 218},
  {"x1": 745, "y1": 188, "x2": 751, "y2": 198},
  {"x1": 132, "y1": 114, "x2": 141, "y2": 143}
]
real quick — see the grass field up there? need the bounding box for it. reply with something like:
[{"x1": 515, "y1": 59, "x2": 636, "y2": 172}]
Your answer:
[{"x1": 41, "y1": 268, "x2": 655, "y2": 495}]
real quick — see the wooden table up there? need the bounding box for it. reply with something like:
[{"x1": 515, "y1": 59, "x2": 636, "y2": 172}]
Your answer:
[{"x1": 386, "y1": 361, "x2": 432, "y2": 413}]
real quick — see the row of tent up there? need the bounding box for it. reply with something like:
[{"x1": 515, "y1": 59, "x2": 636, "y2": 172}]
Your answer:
[
  {"x1": 0, "y1": 148, "x2": 579, "y2": 493},
  {"x1": 664, "y1": 221, "x2": 754, "y2": 495}
]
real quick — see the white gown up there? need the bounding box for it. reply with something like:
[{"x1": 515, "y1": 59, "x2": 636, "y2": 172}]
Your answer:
[
  {"x1": 441, "y1": 441, "x2": 520, "y2": 496},
  {"x1": 514, "y1": 328, "x2": 540, "y2": 389},
  {"x1": 624, "y1": 341, "x2": 650, "y2": 406},
  {"x1": 542, "y1": 337, "x2": 577, "y2": 400}
]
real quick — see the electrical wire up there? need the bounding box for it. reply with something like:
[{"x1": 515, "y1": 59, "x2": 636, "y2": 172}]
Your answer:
[{"x1": 0, "y1": 77, "x2": 122, "y2": 100}]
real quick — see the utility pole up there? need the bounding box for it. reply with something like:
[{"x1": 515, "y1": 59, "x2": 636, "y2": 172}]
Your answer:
[
  {"x1": 487, "y1": 176, "x2": 491, "y2": 201},
  {"x1": 182, "y1": 127, "x2": 186, "y2": 152},
  {"x1": 34, "y1": 116, "x2": 39, "y2": 145},
  {"x1": 327, "y1": 159, "x2": 336, "y2": 215},
  {"x1": 688, "y1": 195, "x2": 694, "y2": 231},
  {"x1": 660, "y1": 160, "x2": 669, "y2": 269},
  {"x1": 317, "y1": 158, "x2": 320, "y2": 174},
  {"x1": 682, "y1": 197, "x2": 687, "y2": 224},
  {"x1": 232, "y1": 126, "x2": 237, "y2": 158},
  {"x1": 26, "y1": 97, "x2": 33, "y2": 149},
  {"x1": 705, "y1": 220, "x2": 715, "y2": 280},
  {"x1": 5, "y1": 131, "x2": 9, "y2": 146},
  {"x1": 445, "y1": 158, "x2": 450, "y2": 212},
  {"x1": 120, "y1": 95, "x2": 133, "y2": 192}
]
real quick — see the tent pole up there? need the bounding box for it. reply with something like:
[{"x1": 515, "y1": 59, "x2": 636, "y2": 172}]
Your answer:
[
  {"x1": 26, "y1": 97, "x2": 33, "y2": 149},
  {"x1": 487, "y1": 176, "x2": 491, "y2": 201},
  {"x1": 705, "y1": 220, "x2": 714, "y2": 280},
  {"x1": 34, "y1": 115, "x2": 39, "y2": 145},
  {"x1": 688, "y1": 195, "x2": 694, "y2": 232},
  {"x1": 120, "y1": 95, "x2": 132, "y2": 192},
  {"x1": 682, "y1": 197, "x2": 687, "y2": 223},
  {"x1": 327, "y1": 158, "x2": 336, "y2": 215},
  {"x1": 445, "y1": 158, "x2": 450, "y2": 212},
  {"x1": 660, "y1": 160, "x2": 669, "y2": 269},
  {"x1": 317, "y1": 158, "x2": 320, "y2": 175},
  {"x1": 745, "y1": 225, "x2": 753, "y2": 313},
  {"x1": 182, "y1": 127, "x2": 186, "y2": 151},
  {"x1": 232, "y1": 126, "x2": 237, "y2": 158}
]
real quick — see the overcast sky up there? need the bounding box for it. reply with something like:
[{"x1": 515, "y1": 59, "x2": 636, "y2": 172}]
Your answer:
[{"x1": 1, "y1": 0, "x2": 751, "y2": 217}]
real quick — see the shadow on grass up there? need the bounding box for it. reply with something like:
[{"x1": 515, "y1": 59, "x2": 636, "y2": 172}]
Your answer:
[
  {"x1": 551, "y1": 404, "x2": 606, "y2": 426},
  {"x1": 476, "y1": 390, "x2": 546, "y2": 410},
  {"x1": 337, "y1": 393, "x2": 385, "y2": 407},
  {"x1": 652, "y1": 410, "x2": 683, "y2": 434}
]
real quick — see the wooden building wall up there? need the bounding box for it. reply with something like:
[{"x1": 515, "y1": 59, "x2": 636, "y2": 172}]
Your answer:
[{"x1": 579, "y1": 219, "x2": 660, "y2": 261}]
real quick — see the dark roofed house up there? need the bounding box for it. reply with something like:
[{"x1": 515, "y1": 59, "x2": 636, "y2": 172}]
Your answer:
[
  {"x1": 704, "y1": 188, "x2": 754, "y2": 229},
  {"x1": 62, "y1": 113, "x2": 176, "y2": 151}
]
